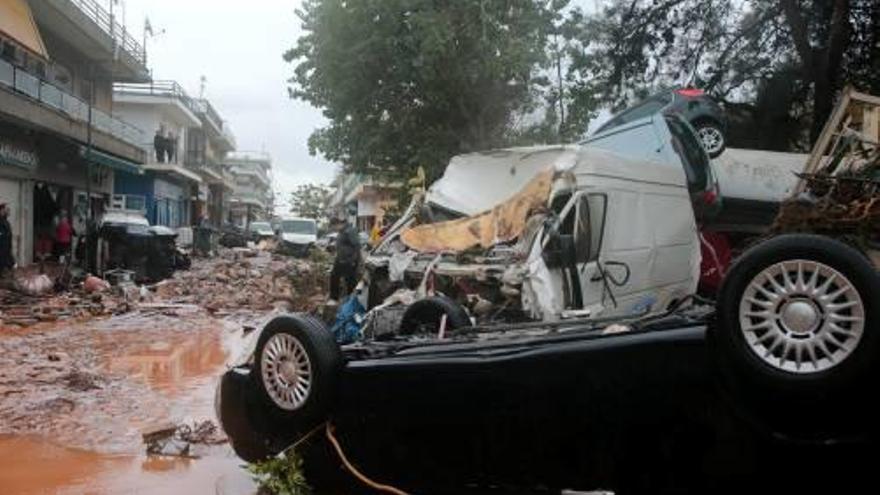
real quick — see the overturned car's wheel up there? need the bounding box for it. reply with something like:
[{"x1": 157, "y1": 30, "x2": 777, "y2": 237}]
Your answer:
[
  {"x1": 253, "y1": 314, "x2": 343, "y2": 434},
  {"x1": 715, "y1": 235, "x2": 879, "y2": 438},
  {"x1": 716, "y1": 234, "x2": 879, "y2": 392},
  {"x1": 399, "y1": 296, "x2": 472, "y2": 335}
]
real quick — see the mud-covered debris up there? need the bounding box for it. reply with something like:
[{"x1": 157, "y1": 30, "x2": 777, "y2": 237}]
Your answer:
[
  {"x1": 83, "y1": 276, "x2": 110, "y2": 294},
  {"x1": 64, "y1": 370, "x2": 103, "y2": 391},
  {"x1": 177, "y1": 420, "x2": 227, "y2": 445},
  {"x1": 147, "y1": 437, "x2": 194, "y2": 458},
  {"x1": 152, "y1": 249, "x2": 329, "y2": 312},
  {"x1": 15, "y1": 274, "x2": 54, "y2": 296},
  {"x1": 143, "y1": 420, "x2": 226, "y2": 458}
]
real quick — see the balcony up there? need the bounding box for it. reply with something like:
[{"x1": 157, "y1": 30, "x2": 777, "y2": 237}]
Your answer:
[
  {"x1": 230, "y1": 193, "x2": 267, "y2": 210},
  {"x1": 1, "y1": 57, "x2": 146, "y2": 161},
  {"x1": 194, "y1": 99, "x2": 236, "y2": 152},
  {"x1": 27, "y1": 0, "x2": 149, "y2": 82},
  {"x1": 113, "y1": 81, "x2": 202, "y2": 121}
]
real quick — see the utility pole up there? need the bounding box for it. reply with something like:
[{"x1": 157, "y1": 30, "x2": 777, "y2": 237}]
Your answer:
[{"x1": 84, "y1": 64, "x2": 94, "y2": 273}]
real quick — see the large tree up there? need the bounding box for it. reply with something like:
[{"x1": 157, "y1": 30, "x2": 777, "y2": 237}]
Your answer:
[
  {"x1": 285, "y1": 0, "x2": 567, "y2": 180},
  {"x1": 568, "y1": 0, "x2": 879, "y2": 148},
  {"x1": 289, "y1": 183, "x2": 332, "y2": 220}
]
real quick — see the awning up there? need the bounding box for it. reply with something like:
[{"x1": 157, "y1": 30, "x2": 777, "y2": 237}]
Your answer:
[
  {"x1": 0, "y1": 0, "x2": 48, "y2": 58},
  {"x1": 80, "y1": 147, "x2": 143, "y2": 175}
]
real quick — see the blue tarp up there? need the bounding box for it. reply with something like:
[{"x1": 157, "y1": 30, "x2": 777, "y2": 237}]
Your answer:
[{"x1": 330, "y1": 295, "x2": 365, "y2": 344}]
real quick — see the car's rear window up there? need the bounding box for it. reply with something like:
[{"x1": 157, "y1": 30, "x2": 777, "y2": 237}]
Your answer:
[{"x1": 665, "y1": 115, "x2": 709, "y2": 192}]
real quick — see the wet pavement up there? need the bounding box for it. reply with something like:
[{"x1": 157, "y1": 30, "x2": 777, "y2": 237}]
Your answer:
[{"x1": 0, "y1": 307, "x2": 271, "y2": 494}]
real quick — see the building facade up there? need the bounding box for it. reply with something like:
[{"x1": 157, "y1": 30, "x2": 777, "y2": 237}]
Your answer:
[
  {"x1": 328, "y1": 172, "x2": 400, "y2": 232},
  {"x1": 225, "y1": 152, "x2": 272, "y2": 228},
  {"x1": 184, "y1": 99, "x2": 236, "y2": 227},
  {"x1": 111, "y1": 80, "x2": 206, "y2": 228},
  {"x1": 1, "y1": 0, "x2": 148, "y2": 265}
]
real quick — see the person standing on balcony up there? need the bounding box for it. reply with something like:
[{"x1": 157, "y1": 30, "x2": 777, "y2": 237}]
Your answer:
[
  {"x1": 168, "y1": 131, "x2": 178, "y2": 163},
  {"x1": 153, "y1": 128, "x2": 165, "y2": 163},
  {"x1": 0, "y1": 202, "x2": 14, "y2": 277}
]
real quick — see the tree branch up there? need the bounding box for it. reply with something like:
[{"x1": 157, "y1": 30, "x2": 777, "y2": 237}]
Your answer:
[{"x1": 780, "y1": 0, "x2": 815, "y2": 78}]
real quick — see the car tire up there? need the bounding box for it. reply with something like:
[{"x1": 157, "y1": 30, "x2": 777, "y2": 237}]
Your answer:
[
  {"x1": 694, "y1": 120, "x2": 726, "y2": 158},
  {"x1": 399, "y1": 296, "x2": 472, "y2": 335},
  {"x1": 253, "y1": 314, "x2": 343, "y2": 434},
  {"x1": 716, "y1": 234, "x2": 879, "y2": 393},
  {"x1": 714, "y1": 235, "x2": 879, "y2": 438}
]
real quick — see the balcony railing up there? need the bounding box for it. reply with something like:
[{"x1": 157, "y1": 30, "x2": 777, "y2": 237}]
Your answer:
[
  {"x1": 67, "y1": 0, "x2": 146, "y2": 66},
  {"x1": 113, "y1": 80, "x2": 201, "y2": 116},
  {"x1": 193, "y1": 98, "x2": 236, "y2": 148},
  {"x1": 1, "y1": 58, "x2": 146, "y2": 147}
]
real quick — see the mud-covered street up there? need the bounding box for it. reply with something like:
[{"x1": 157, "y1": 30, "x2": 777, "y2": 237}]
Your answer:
[{"x1": 0, "y1": 249, "x2": 327, "y2": 494}]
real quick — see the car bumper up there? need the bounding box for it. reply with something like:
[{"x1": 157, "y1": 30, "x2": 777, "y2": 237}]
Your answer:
[{"x1": 281, "y1": 242, "x2": 311, "y2": 256}]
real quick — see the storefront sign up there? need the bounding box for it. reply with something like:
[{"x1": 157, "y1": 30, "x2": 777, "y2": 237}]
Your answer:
[{"x1": 0, "y1": 139, "x2": 38, "y2": 171}]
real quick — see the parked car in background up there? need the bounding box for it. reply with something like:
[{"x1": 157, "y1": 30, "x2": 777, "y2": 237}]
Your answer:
[
  {"x1": 316, "y1": 232, "x2": 338, "y2": 252},
  {"x1": 594, "y1": 87, "x2": 728, "y2": 158},
  {"x1": 248, "y1": 221, "x2": 275, "y2": 242},
  {"x1": 277, "y1": 217, "x2": 318, "y2": 257}
]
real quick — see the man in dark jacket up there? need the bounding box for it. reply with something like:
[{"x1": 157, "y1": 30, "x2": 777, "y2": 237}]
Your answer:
[
  {"x1": 0, "y1": 202, "x2": 15, "y2": 276},
  {"x1": 328, "y1": 217, "x2": 361, "y2": 302}
]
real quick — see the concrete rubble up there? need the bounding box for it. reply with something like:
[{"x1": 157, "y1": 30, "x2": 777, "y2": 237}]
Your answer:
[{"x1": 0, "y1": 247, "x2": 331, "y2": 328}]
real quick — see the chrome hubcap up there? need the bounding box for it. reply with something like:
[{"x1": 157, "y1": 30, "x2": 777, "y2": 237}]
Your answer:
[
  {"x1": 698, "y1": 126, "x2": 723, "y2": 154},
  {"x1": 261, "y1": 333, "x2": 312, "y2": 410},
  {"x1": 739, "y1": 260, "x2": 865, "y2": 374},
  {"x1": 780, "y1": 300, "x2": 820, "y2": 334}
]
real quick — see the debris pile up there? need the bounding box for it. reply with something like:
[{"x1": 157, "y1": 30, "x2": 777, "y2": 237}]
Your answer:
[
  {"x1": 153, "y1": 249, "x2": 330, "y2": 312},
  {"x1": 1, "y1": 290, "x2": 131, "y2": 327},
  {"x1": 773, "y1": 87, "x2": 880, "y2": 249},
  {"x1": 143, "y1": 420, "x2": 227, "y2": 458}
]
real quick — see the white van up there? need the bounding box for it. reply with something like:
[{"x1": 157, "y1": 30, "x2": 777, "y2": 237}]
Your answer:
[
  {"x1": 277, "y1": 216, "x2": 318, "y2": 257},
  {"x1": 365, "y1": 141, "x2": 699, "y2": 326}
]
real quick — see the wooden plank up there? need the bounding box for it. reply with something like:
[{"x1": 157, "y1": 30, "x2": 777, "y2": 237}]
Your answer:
[
  {"x1": 802, "y1": 87, "x2": 852, "y2": 178},
  {"x1": 862, "y1": 106, "x2": 880, "y2": 144}
]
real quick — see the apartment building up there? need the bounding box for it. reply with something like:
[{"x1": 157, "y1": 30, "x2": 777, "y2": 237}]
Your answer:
[
  {"x1": 225, "y1": 151, "x2": 272, "y2": 228},
  {"x1": 111, "y1": 81, "x2": 235, "y2": 228},
  {"x1": 1, "y1": 0, "x2": 148, "y2": 264},
  {"x1": 328, "y1": 172, "x2": 400, "y2": 232}
]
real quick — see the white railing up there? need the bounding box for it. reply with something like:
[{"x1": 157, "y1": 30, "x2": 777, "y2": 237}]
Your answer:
[
  {"x1": 66, "y1": 0, "x2": 147, "y2": 66},
  {"x1": 1, "y1": 58, "x2": 146, "y2": 147}
]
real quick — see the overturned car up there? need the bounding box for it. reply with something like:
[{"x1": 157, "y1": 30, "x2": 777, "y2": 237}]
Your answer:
[
  {"x1": 217, "y1": 132, "x2": 879, "y2": 492},
  {"x1": 218, "y1": 87, "x2": 880, "y2": 490}
]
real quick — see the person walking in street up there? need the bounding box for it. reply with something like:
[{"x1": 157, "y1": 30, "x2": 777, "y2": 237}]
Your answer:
[
  {"x1": 0, "y1": 202, "x2": 15, "y2": 277},
  {"x1": 328, "y1": 216, "x2": 361, "y2": 303},
  {"x1": 55, "y1": 210, "x2": 74, "y2": 261}
]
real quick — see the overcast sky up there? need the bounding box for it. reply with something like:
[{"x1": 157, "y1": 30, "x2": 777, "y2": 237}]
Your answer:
[
  {"x1": 115, "y1": 0, "x2": 335, "y2": 213},
  {"x1": 113, "y1": 0, "x2": 603, "y2": 214}
]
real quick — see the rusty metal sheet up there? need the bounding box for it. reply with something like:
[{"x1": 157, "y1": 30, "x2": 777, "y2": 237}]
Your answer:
[{"x1": 400, "y1": 169, "x2": 554, "y2": 253}]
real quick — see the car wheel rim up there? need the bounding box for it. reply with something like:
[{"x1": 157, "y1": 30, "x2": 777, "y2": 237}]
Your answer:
[
  {"x1": 739, "y1": 260, "x2": 865, "y2": 374},
  {"x1": 698, "y1": 126, "x2": 723, "y2": 154},
  {"x1": 261, "y1": 333, "x2": 312, "y2": 410}
]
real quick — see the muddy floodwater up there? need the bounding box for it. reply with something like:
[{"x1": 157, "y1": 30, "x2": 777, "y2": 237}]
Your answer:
[{"x1": 0, "y1": 308, "x2": 269, "y2": 494}]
